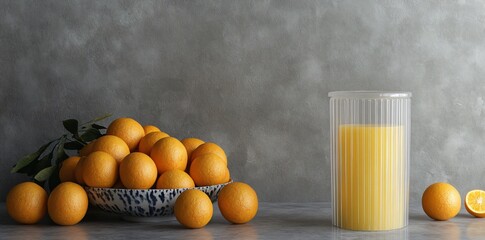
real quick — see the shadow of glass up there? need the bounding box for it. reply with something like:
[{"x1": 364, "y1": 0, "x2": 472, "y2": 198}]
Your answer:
[{"x1": 332, "y1": 226, "x2": 409, "y2": 240}]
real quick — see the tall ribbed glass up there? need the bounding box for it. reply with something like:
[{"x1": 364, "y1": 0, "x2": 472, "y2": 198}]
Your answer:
[{"x1": 329, "y1": 91, "x2": 411, "y2": 231}]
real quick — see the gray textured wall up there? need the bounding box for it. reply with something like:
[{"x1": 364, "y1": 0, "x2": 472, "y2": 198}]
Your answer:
[{"x1": 1, "y1": 0, "x2": 485, "y2": 205}]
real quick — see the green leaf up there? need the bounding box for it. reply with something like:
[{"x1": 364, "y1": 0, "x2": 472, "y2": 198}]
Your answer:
[
  {"x1": 35, "y1": 152, "x2": 53, "y2": 173},
  {"x1": 80, "y1": 113, "x2": 112, "y2": 127},
  {"x1": 56, "y1": 151, "x2": 69, "y2": 166},
  {"x1": 91, "y1": 123, "x2": 106, "y2": 130},
  {"x1": 12, "y1": 114, "x2": 113, "y2": 192},
  {"x1": 11, "y1": 140, "x2": 55, "y2": 173},
  {"x1": 54, "y1": 137, "x2": 68, "y2": 163},
  {"x1": 80, "y1": 128, "x2": 102, "y2": 142},
  {"x1": 92, "y1": 113, "x2": 112, "y2": 122},
  {"x1": 34, "y1": 166, "x2": 56, "y2": 182},
  {"x1": 64, "y1": 141, "x2": 84, "y2": 150},
  {"x1": 73, "y1": 135, "x2": 87, "y2": 145},
  {"x1": 62, "y1": 119, "x2": 78, "y2": 135}
]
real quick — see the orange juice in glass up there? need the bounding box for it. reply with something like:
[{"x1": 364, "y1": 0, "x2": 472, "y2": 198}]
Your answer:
[{"x1": 329, "y1": 91, "x2": 411, "y2": 231}]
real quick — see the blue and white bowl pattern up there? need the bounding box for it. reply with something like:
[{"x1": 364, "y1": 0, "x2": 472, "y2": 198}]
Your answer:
[{"x1": 85, "y1": 181, "x2": 232, "y2": 217}]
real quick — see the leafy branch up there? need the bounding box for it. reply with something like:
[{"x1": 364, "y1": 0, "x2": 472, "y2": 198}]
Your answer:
[{"x1": 11, "y1": 114, "x2": 112, "y2": 192}]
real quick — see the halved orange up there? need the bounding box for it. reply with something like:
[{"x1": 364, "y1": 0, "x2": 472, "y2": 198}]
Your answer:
[{"x1": 465, "y1": 189, "x2": 485, "y2": 218}]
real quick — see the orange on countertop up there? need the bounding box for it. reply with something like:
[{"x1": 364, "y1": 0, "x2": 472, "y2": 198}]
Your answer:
[
  {"x1": 48, "y1": 182, "x2": 88, "y2": 226},
  {"x1": 6, "y1": 182, "x2": 48, "y2": 224},
  {"x1": 422, "y1": 182, "x2": 461, "y2": 221},
  {"x1": 174, "y1": 189, "x2": 213, "y2": 229},
  {"x1": 217, "y1": 182, "x2": 258, "y2": 224}
]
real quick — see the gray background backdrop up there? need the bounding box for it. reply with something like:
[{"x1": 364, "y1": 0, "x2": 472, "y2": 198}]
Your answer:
[{"x1": 1, "y1": 0, "x2": 485, "y2": 205}]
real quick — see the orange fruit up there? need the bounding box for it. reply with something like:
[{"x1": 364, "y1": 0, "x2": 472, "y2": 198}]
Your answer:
[
  {"x1": 48, "y1": 182, "x2": 88, "y2": 225},
  {"x1": 59, "y1": 156, "x2": 81, "y2": 182},
  {"x1": 79, "y1": 140, "x2": 96, "y2": 157},
  {"x1": 223, "y1": 169, "x2": 231, "y2": 183},
  {"x1": 150, "y1": 137, "x2": 188, "y2": 174},
  {"x1": 119, "y1": 152, "x2": 158, "y2": 189},
  {"x1": 156, "y1": 169, "x2": 195, "y2": 189},
  {"x1": 422, "y1": 182, "x2": 461, "y2": 220},
  {"x1": 138, "y1": 131, "x2": 170, "y2": 154},
  {"x1": 91, "y1": 135, "x2": 130, "y2": 163},
  {"x1": 82, "y1": 151, "x2": 118, "y2": 188},
  {"x1": 465, "y1": 189, "x2": 485, "y2": 218},
  {"x1": 191, "y1": 142, "x2": 227, "y2": 165},
  {"x1": 143, "y1": 125, "x2": 161, "y2": 135},
  {"x1": 189, "y1": 153, "x2": 229, "y2": 186},
  {"x1": 174, "y1": 189, "x2": 213, "y2": 228},
  {"x1": 74, "y1": 156, "x2": 87, "y2": 185},
  {"x1": 106, "y1": 117, "x2": 145, "y2": 151},
  {"x1": 6, "y1": 182, "x2": 47, "y2": 224},
  {"x1": 217, "y1": 182, "x2": 258, "y2": 224},
  {"x1": 181, "y1": 138, "x2": 205, "y2": 171}
]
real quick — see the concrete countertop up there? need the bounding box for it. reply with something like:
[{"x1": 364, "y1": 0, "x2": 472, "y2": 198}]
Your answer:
[{"x1": 0, "y1": 202, "x2": 484, "y2": 240}]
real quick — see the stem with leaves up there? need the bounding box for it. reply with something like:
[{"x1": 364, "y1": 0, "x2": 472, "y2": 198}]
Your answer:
[{"x1": 11, "y1": 114, "x2": 112, "y2": 192}]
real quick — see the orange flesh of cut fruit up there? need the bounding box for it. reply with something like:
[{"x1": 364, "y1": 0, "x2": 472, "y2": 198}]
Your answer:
[{"x1": 465, "y1": 189, "x2": 485, "y2": 218}]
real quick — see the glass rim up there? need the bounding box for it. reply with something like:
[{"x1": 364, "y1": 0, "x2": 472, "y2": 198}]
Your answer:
[{"x1": 328, "y1": 91, "x2": 412, "y2": 99}]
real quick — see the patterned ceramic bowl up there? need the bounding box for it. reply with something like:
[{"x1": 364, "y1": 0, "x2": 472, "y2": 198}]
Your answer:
[{"x1": 85, "y1": 180, "x2": 232, "y2": 217}]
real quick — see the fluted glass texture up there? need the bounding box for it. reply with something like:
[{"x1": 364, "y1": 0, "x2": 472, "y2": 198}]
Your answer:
[{"x1": 329, "y1": 91, "x2": 411, "y2": 231}]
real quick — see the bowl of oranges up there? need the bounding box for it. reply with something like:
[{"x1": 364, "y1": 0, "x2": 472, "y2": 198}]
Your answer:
[
  {"x1": 8, "y1": 116, "x2": 258, "y2": 228},
  {"x1": 63, "y1": 118, "x2": 232, "y2": 218}
]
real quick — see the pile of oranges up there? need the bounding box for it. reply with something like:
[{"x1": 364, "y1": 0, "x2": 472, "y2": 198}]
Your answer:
[
  {"x1": 64, "y1": 117, "x2": 231, "y2": 190},
  {"x1": 6, "y1": 117, "x2": 258, "y2": 228}
]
